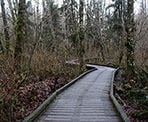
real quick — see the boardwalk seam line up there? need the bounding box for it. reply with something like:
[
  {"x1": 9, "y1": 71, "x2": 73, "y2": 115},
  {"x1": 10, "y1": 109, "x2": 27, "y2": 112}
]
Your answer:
[{"x1": 23, "y1": 67, "x2": 97, "y2": 122}]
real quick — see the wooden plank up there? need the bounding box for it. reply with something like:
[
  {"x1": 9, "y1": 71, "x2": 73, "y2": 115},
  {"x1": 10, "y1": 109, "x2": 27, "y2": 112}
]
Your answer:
[{"x1": 36, "y1": 66, "x2": 122, "y2": 122}]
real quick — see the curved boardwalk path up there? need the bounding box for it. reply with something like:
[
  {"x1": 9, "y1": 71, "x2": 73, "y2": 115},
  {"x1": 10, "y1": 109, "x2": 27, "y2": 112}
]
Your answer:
[{"x1": 36, "y1": 65, "x2": 122, "y2": 122}]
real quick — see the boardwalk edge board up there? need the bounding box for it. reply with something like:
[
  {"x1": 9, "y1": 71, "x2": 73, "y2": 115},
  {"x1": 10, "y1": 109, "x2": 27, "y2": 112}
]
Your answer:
[
  {"x1": 110, "y1": 69, "x2": 130, "y2": 122},
  {"x1": 23, "y1": 66, "x2": 97, "y2": 122}
]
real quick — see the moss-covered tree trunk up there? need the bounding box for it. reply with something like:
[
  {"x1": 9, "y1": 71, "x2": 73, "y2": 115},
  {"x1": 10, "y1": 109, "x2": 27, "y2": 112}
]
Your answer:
[
  {"x1": 14, "y1": 0, "x2": 26, "y2": 71},
  {"x1": 0, "y1": 40, "x2": 3, "y2": 52},
  {"x1": 125, "y1": 0, "x2": 135, "y2": 79},
  {"x1": 1, "y1": 0, "x2": 10, "y2": 54},
  {"x1": 78, "y1": 0, "x2": 85, "y2": 73}
]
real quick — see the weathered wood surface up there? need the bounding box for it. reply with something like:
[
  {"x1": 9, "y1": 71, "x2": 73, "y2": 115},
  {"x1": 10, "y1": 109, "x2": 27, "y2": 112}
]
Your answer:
[{"x1": 36, "y1": 66, "x2": 122, "y2": 122}]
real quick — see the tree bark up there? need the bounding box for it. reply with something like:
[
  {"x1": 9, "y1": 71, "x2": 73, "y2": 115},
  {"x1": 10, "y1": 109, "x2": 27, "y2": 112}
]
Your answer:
[
  {"x1": 78, "y1": 0, "x2": 85, "y2": 73},
  {"x1": 7, "y1": 0, "x2": 16, "y2": 22},
  {"x1": 14, "y1": 0, "x2": 26, "y2": 71},
  {"x1": 0, "y1": 0, "x2": 10, "y2": 53},
  {"x1": 0, "y1": 40, "x2": 3, "y2": 52},
  {"x1": 125, "y1": 0, "x2": 135, "y2": 79}
]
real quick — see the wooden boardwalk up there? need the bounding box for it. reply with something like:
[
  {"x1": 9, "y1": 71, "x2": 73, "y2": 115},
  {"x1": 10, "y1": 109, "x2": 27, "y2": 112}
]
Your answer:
[{"x1": 36, "y1": 65, "x2": 122, "y2": 122}]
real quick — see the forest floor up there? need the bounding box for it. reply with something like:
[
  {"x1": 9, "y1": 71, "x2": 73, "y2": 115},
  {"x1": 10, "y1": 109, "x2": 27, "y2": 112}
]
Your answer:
[
  {"x1": 0, "y1": 63, "x2": 81, "y2": 122},
  {"x1": 14, "y1": 75, "x2": 68, "y2": 121},
  {"x1": 114, "y1": 69, "x2": 148, "y2": 122}
]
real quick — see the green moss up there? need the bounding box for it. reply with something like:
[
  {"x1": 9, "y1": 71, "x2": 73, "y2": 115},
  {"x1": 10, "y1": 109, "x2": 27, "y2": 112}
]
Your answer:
[
  {"x1": 124, "y1": 83, "x2": 132, "y2": 90},
  {"x1": 133, "y1": 110, "x2": 148, "y2": 119},
  {"x1": 116, "y1": 87, "x2": 124, "y2": 94}
]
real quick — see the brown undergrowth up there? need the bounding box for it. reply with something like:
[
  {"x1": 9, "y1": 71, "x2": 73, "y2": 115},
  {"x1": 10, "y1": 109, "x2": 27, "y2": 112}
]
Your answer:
[{"x1": 0, "y1": 47, "x2": 80, "y2": 122}]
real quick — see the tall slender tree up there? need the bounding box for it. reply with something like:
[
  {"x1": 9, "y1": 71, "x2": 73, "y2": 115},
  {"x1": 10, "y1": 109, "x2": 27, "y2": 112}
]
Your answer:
[
  {"x1": 62, "y1": 0, "x2": 78, "y2": 47},
  {"x1": 85, "y1": 0, "x2": 106, "y2": 61},
  {"x1": 125, "y1": 0, "x2": 135, "y2": 79},
  {"x1": 7, "y1": 0, "x2": 16, "y2": 22},
  {"x1": 106, "y1": 0, "x2": 127, "y2": 65},
  {"x1": 0, "y1": 39, "x2": 3, "y2": 52},
  {"x1": 41, "y1": 0, "x2": 60, "y2": 50},
  {"x1": 141, "y1": 0, "x2": 147, "y2": 14},
  {"x1": 1, "y1": 0, "x2": 10, "y2": 53},
  {"x1": 78, "y1": 0, "x2": 85, "y2": 73}
]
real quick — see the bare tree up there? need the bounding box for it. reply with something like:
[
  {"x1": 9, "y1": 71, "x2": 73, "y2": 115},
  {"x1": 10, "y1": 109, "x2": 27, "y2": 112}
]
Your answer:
[
  {"x1": 7, "y1": 0, "x2": 16, "y2": 22},
  {"x1": 41, "y1": 0, "x2": 60, "y2": 50},
  {"x1": 135, "y1": 0, "x2": 148, "y2": 66},
  {"x1": 0, "y1": 0, "x2": 10, "y2": 53},
  {"x1": 62, "y1": 0, "x2": 79, "y2": 47},
  {"x1": 85, "y1": 0, "x2": 107, "y2": 61}
]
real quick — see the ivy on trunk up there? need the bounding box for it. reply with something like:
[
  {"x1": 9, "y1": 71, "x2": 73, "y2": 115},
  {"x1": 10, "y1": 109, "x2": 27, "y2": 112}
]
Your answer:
[
  {"x1": 14, "y1": 0, "x2": 26, "y2": 71},
  {"x1": 125, "y1": 0, "x2": 135, "y2": 79}
]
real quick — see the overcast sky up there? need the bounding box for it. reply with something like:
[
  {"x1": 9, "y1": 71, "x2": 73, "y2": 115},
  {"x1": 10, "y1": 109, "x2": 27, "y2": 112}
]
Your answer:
[
  {"x1": 0, "y1": 0, "x2": 146, "y2": 14},
  {"x1": 38, "y1": 0, "x2": 143, "y2": 14}
]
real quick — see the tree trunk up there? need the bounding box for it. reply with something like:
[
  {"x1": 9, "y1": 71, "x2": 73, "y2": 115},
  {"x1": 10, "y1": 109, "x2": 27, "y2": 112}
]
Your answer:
[
  {"x1": 0, "y1": 40, "x2": 3, "y2": 52},
  {"x1": 78, "y1": 0, "x2": 85, "y2": 73},
  {"x1": 125, "y1": 0, "x2": 135, "y2": 79},
  {"x1": 14, "y1": 0, "x2": 26, "y2": 71},
  {"x1": 7, "y1": 0, "x2": 16, "y2": 22},
  {"x1": 1, "y1": 0, "x2": 10, "y2": 53}
]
